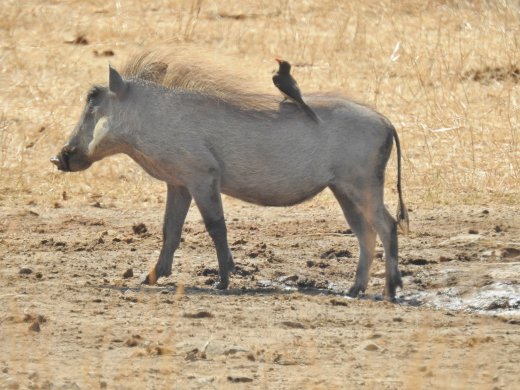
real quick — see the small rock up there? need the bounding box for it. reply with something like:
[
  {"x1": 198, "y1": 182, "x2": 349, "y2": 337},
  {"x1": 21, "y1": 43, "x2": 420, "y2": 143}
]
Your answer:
[
  {"x1": 125, "y1": 336, "x2": 140, "y2": 347},
  {"x1": 393, "y1": 317, "x2": 404, "y2": 322},
  {"x1": 28, "y1": 321, "x2": 40, "y2": 332},
  {"x1": 278, "y1": 274, "x2": 299, "y2": 283},
  {"x1": 146, "y1": 346, "x2": 173, "y2": 356},
  {"x1": 296, "y1": 278, "x2": 316, "y2": 288},
  {"x1": 65, "y1": 34, "x2": 89, "y2": 45},
  {"x1": 321, "y1": 249, "x2": 337, "y2": 259},
  {"x1": 502, "y1": 247, "x2": 520, "y2": 259},
  {"x1": 227, "y1": 376, "x2": 253, "y2": 383},
  {"x1": 224, "y1": 346, "x2": 249, "y2": 355},
  {"x1": 408, "y1": 258, "x2": 428, "y2": 266},
  {"x1": 330, "y1": 298, "x2": 348, "y2": 307},
  {"x1": 364, "y1": 343, "x2": 379, "y2": 351},
  {"x1": 132, "y1": 223, "x2": 148, "y2": 235},
  {"x1": 468, "y1": 229, "x2": 479, "y2": 234},
  {"x1": 19, "y1": 267, "x2": 33, "y2": 275},
  {"x1": 256, "y1": 280, "x2": 272, "y2": 288},
  {"x1": 185, "y1": 348, "x2": 206, "y2": 361},
  {"x1": 93, "y1": 49, "x2": 115, "y2": 57},
  {"x1": 123, "y1": 268, "x2": 134, "y2": 278},
  {"x1": 485, "y1": 299, "x2": 510, "y2": 310},
  {"x1": 183, "y1": 310, "x2": 214, "y2": 319},
  {"x1": 280, "y1": 321, "x2": 306, "y2": 329}
]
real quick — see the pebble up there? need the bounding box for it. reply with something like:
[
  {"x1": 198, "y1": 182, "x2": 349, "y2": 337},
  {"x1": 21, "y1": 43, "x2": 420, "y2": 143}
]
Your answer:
[
  {"x1": 28, "y1": 321, "x2": 40, "y2": 332},
  {"x1": 227, "y1": 375, "x2": 253, "y2": 383},
  {"x1": 280, "y1": 321, "x2": 306, "y2": 329},
  {"x1": 183, "y1": 310, "x2": 214, "y2": 319},
  {"x1": 364, "y1": 343, "x2": 379, "y2": 351}
]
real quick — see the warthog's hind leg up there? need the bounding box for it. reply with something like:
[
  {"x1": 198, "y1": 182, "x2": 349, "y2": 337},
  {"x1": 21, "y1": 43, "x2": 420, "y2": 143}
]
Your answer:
[
  {"x1": 330, "y1": 186, "x2": 377, "y2": 298},
  {"x1": 143, "y1": 184, "x2": 192, "y2": 285},
  {"x1": 372, "y1": 205, "x2": 402, "y2": 300},
  {"x1": 330, "y1": 182, "x2": 402, "y2": 301}
]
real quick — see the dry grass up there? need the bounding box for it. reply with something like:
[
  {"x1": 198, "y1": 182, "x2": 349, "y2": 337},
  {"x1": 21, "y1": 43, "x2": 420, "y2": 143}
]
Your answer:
[{"x1": 0, "y1": 0, "x2": 518, "y2": 210}]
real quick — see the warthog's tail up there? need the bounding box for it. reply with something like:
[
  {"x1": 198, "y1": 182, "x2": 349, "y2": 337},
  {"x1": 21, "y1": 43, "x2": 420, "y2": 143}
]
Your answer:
[{"x1": 392, "y1": 126, "x2": 410, "y2": 234}]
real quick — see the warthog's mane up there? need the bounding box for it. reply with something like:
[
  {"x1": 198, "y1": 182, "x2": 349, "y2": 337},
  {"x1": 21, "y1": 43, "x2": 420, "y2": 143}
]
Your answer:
[{"x1": 121, "y1": 47, "x2": 281, "y2": 113}]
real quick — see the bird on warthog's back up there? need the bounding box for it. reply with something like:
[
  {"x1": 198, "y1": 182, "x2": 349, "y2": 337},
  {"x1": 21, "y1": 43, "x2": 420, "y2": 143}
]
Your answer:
[{"x1": 272, "y1": 58, "x2": 320, "y2": 124}]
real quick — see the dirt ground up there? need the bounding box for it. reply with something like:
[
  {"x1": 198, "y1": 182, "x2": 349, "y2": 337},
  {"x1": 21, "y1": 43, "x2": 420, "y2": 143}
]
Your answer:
[
  {"x1": 1, "y1": 0, "x2": 520, "y2": 389},
  {"x1": 1, "y1": 196, "x2": 519, "y2": 389}
]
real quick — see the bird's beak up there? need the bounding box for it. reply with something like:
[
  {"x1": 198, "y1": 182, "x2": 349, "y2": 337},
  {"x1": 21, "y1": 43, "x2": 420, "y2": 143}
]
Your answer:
[{"x1": 274, "y1": 57, "x2": 282, "y2": 64}]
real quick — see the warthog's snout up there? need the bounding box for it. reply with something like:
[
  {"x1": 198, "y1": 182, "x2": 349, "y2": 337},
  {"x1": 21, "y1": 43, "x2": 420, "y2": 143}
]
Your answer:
[{"x1": 50, "y1": 145, "x2": 76, "y2": 172}]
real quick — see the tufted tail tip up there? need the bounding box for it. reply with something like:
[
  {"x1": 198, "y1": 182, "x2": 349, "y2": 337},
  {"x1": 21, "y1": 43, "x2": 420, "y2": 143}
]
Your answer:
[{"x1": 397, "y1": 205, "x2": 410, "y2": 235}]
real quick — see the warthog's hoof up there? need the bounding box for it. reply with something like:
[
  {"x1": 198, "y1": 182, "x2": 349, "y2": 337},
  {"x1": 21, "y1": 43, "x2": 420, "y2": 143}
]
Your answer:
[
  {"x1": 141, "y1": 268, "x2": 172, "y2": 286},
  {"x1": 384, "y1": 271, "x2": 403, "y2": 301},
  {"x1": 213, "y1": 278, "x2": 229, "y2": 290},
  {"x1": 347, "y1": 284, "x2": 365, "y2": 298},
  {"x1": 383, "y1": 285, "x2": 399, "y2": 302},
  {"x1": 141, "y1": 274, "x2": 155, "y2": 285}
]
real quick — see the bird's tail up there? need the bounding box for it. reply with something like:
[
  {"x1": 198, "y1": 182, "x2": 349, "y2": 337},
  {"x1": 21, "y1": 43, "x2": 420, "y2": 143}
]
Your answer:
[{"x1": 300, "y1": 102, "x2": 320, "y2": 124}]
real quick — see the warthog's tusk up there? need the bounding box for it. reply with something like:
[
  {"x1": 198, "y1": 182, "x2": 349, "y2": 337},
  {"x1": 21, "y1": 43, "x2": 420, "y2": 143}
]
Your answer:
[{"x1": 50, "y1": 156, "x2": 60, "y2": 167}]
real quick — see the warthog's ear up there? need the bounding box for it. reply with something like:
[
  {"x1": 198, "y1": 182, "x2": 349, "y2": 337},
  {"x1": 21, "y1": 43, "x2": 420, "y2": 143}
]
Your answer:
[
  {"x1": 138, "y1": 62, "x2": 168, "y2": 85},
  {"x1": 108, "y1": 65, "x2": 128, "y2": 99}
]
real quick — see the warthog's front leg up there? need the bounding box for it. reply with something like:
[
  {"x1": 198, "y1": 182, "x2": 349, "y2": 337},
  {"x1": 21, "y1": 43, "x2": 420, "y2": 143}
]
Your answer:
[
  {"x1": 190, "y1": 177, "x2": 234, "y2": 290},
  {"x1": 143, "y1": 184, "x2": 191, "y2": 285}
]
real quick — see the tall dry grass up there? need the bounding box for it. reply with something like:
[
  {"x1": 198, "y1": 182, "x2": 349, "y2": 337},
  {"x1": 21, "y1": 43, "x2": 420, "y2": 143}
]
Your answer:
[{"x1": 1, "y1": 0, "x2": 518, "y2": 209}]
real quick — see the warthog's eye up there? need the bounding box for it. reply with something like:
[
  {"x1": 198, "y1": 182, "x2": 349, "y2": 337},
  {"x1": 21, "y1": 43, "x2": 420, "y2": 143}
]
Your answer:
[
  {"x1": 62, "y1": 145, "x2": 77, "y2": 155},
  {"x1": 87, "y1": 85, "x2": 103, "y2": 103}
]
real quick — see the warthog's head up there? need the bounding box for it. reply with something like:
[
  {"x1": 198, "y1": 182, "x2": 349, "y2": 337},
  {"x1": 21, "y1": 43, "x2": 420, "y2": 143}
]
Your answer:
[
  {"x1": 51, "y1": 66, "x2": 128, "y2": 172},
  {"x1": 51, "y1": 63, "x2": 167, "y2": 172}
]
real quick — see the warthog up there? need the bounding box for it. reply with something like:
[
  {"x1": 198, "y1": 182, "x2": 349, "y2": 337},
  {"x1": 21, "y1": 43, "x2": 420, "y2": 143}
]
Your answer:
[{"x1": 51, "y1": 50, "x2": 409, "y2": 299}]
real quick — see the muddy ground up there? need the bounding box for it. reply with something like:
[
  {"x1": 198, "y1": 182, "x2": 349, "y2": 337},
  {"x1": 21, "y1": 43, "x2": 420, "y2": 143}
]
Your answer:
[{"x1": 0, "y1": 195, "x2": 519, "y2": 389}]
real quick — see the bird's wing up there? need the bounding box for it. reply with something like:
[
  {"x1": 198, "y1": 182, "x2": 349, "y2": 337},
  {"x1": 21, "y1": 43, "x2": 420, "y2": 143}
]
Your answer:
[{"x1": 272, "y1": 74, "x2": 281, "y2": 88}]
